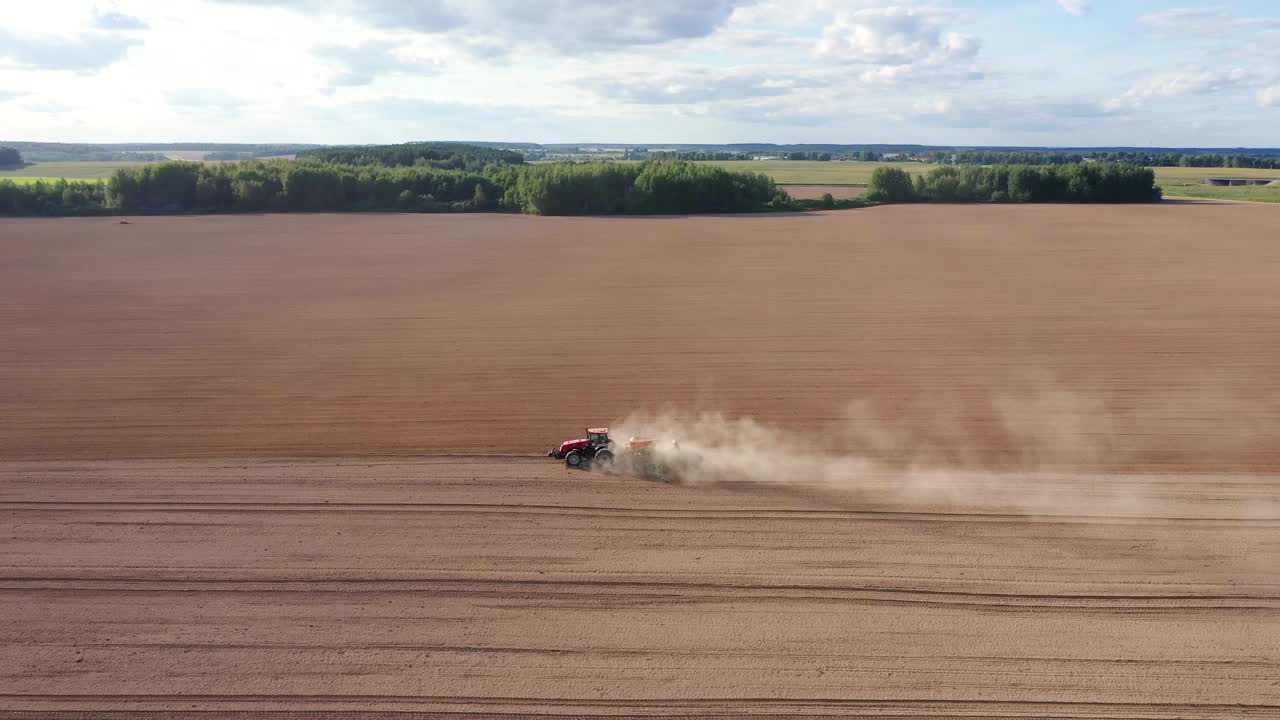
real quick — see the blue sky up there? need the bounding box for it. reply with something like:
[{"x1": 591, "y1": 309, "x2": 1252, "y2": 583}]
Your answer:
[{"x1": 2, "y1": 1, "x2": 1278, "y2": 146}]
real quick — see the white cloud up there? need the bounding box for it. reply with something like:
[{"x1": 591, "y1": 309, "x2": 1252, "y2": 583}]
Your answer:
[
  {"x1": 913, "y1": 96, "x2": 954, "y2": 114},
  {"x1": 22, "y1": 100, "x2": 78, "y2": 114},
  {"x1": 1, "y1": 0, "x2": 1276, "y2": 146},
  {"x1": 316, "y1": 42, "x2": 443, "y2": 87},
  {"x1": 1056, "y1": 0, "x2": 1090, "y2": 17},
  {"x1": 913, "y1": 95, "x2": 1116, "y2": 133},
  {"x1": 1139, "y1": 7, "x2": 1280, "y2": 33},
  {"x1": 166, "y1": 88, "x2": 245, "y2": 113},
  {"x1": 1105, "y1": 67, "x2": 1251, "y2": 110},
  {"x1": 211, "y1": 0, "x2": 750, "y2": 52},
  {"x1": 91, "y1": 9, "x2": 149, "y2": 30},
  {"x1": 1135, "y1": 67, "x2": 1249, "y2": 97},
  {"x1": 0, "y1": 29, "x2": 139, "y2": 72},
  {"x1": 716, "y1": 102, "x2": 839, "y2": 127},
  {"x1": 595, "y1": 68, "x2": 823, "y2": 105},
  {"x1": 815, "y1": 7, "x2": 980, "y2": 66}
]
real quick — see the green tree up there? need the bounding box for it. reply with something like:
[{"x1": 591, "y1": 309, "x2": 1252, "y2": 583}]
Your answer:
[
  {"x1": 1008, "y1": 166, "x2": 1041, "y2": 202},
  {"x1": 868, "y1": 167, "x2": 915, "y2": 202},
  {"x1": 106, "y1": 169, "x2": 145, "y2": 210}
]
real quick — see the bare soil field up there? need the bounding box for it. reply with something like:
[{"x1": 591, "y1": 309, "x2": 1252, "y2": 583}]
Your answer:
[
  {"x1": 2, "y1": 205, "x2": 1279, "y2": 717},
  {"x1": 3, "y1": 205, "x2": 1279, "y2": 470},
  {"x1": 2, "y1": 456, "x2": 1277, "y2": 718}
]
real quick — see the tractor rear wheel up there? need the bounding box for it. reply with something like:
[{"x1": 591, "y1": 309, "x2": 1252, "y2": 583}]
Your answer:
[
  {"x1": 565, "y1": 451, "x2": 583, "y2": 468},
  {"x1": 593, "y1": 449, "x2": 614, "y2": 471}
]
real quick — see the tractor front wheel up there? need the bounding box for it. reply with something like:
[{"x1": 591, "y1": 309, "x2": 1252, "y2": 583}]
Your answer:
[{"x1": 565, "y1": 451, "x2": 583, "y2": 468}]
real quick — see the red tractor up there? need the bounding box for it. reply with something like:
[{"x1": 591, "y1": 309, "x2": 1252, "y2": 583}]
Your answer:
[{"x1": 547, "y1": 427, "x2": 614, "y2": 468}]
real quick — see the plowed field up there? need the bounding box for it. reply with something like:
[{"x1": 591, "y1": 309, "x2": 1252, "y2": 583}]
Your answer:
[{"x1": 2, "y1": 205, "x2": 1278, "y2": 718}]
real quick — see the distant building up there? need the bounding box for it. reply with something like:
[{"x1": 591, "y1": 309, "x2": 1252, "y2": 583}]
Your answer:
[{"x1": 1204, "y1": 176, "x2": 1278, "y2": 186}]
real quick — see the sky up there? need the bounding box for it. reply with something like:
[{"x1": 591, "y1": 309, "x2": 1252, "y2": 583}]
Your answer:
[{"x1": 2, "y1": 0, "x2": 1279, "y2": 146}]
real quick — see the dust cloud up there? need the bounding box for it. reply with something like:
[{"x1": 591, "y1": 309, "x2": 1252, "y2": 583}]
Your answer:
[{"x1": 611, "y1": 381, "x2": 1280, "y2": 519}]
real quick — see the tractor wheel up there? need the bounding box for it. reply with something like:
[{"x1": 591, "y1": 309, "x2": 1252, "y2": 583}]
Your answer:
[
  {"x1": 565, "y1": 451, "x2": 583, "y2": 468},
  {"x1": 593, "y1": 449, "x2": 614, "y2": 471}
]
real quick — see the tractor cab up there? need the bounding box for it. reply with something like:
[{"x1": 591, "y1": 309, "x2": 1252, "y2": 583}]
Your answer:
[{"x1": 586, "y1": 427, "x2": 610, "y2": 446}]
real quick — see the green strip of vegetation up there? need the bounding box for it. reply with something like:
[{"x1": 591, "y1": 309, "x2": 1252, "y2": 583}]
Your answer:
[
  {"x1": 0, "y1": 162, "x2": 155, "y2": 180},
  {"x1": 506, "y1": 161, "x2": 779, "y2": 214},
  {"x1": 865, "y1": 163, "x2": 1162, "y2": 204},
  {"x1": 0, "y1": 176, "x2": 65, "y2": 184},
  {"x1": 0, "y1": 143, "x2": 1168, "y2": 217},
  {"x1": 297, "y1": 142, "x2": 526, "y2": 171},
  {"x1": 0, "y1": 157, "x2": 787, "y2": 217}
]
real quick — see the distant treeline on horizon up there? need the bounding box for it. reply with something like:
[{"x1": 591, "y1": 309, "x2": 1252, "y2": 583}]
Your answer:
[
  {"x1": 2, "y1": 142, "x2": 1162, "y2": 217},
  {"x1": 645, "y1": 149, "x2": 1280, "y2": 169},
  {"x1": 2, "y1": 141, "x2": 321, "y2": 163},
  {"x1": 5, "y1": 139, "x2": 1280, "y2": 164},
  {"x1": 469, "y1": 141, "x2": 1280, "y2": 159}
]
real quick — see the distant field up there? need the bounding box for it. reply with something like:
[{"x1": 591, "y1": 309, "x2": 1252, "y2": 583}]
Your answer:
[
  {"x1": 1151, "y1": 166, "x2": 1279, "y2": 179},
  {"x1": 1151, "y1": 166, "x2": 1280, "y2": 203},
  {"x1": 1, "y1": 177, "x2": 68, "y2": 185},
  {"x1": 1158, "y1": 179, "x2": 1280, "y2": 203},
  {"x1": 781, "y1": 185, "x2": 868, "y2": 200},
  {"x1": 0, "y1": 161, "x2": 150, "y2": 181},
  {"x1": 704, "y1": 160, "x2": 933, "y2": 186},
  {"x1": 701, "y1": 160, "x2": 1280, "y2": 203}
]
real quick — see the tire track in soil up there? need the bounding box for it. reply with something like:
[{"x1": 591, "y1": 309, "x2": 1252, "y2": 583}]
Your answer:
[
  {"x1": 3, "y1": 458, "x2": 1278, "y2": 717},
  {"x1": 3, "y1": 696, "x2": 1280, "y2": 719}
]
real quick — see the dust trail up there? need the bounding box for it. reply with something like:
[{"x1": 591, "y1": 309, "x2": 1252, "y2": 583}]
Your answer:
[{"x1": 611, "y1": 385, "x2": 1280, "y2": 520}]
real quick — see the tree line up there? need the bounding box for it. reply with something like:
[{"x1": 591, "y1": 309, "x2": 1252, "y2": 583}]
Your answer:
[
  {"x1": 655, "y1": 150, "x2": 857, "y2": 162},
  {"x1": 0, "y1": 157, "x2": 785, "y2": 216},
  {"x1": 651, "y1": 151, "x2": 753, "y2": 162},
  {"x1": 505, "y1": 160, "x2": 781, "y2": 215},
  {"x1": 297, "y1": 142, "x2": 526, "y2": 171},
  {"x1": 0, "y1": 142, "x2": 167, "y2": 163},
  {"x1": 0, "y1": 150, "x2": 1165, "y2": 217},
  {"x1": 1, "y1": 142, "x2": 321, "y2": 163},
  {"x1": 929, "y1": 150, "x2": 1280, "y2": 169},
  {"x1": 0, "y1": 146, "x2": 21, "y2": 167},
  {"x1": 867, "y1": 163, "x2": 1161, "y2": 204}
]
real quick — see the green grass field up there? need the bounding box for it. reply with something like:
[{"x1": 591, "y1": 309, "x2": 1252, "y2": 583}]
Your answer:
[
  {"x1": 2, "y1": 177, "x2": 55, "y2": 185},
  {"x1": 699, "y1": 160, "x2": 1280, "y2": 203},
  {"x1": 1146, "y1": 166, "x2": 1279, "y2": 202},
  {"x1": 1149, "y1": 166, "x2": 1280, "y2": 180},
  {"x1": 703, "y1": 160, "x2": 932, "y2": 186},
  {"x1": 0, "y1": 161, "x2": 151, "y2": 181},
  {"x1": 1155, "y1": 178, "x2": 1280, "y2": 202}
]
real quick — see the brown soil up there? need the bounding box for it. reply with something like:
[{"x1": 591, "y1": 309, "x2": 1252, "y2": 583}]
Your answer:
[
  {"x1": 1, "y1": 456, "x2": 1276, "y2": 717},
  {"x1": 3, "y1": 205, "x2": 1279, "y2": 471},
  {"x1": 3, "y1": 205, "x2": 1280, "y2": 717},
  {"x1": 781, "y1": 184, "x2": 868, "y2": 199}
]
